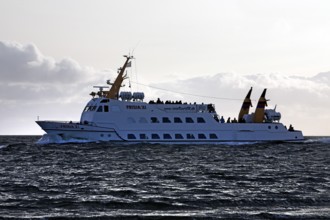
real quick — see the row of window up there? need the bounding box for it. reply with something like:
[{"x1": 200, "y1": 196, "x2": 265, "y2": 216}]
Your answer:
[
  {"x1": 127, "y1": 133, "x2": 218, "y2": 140},
  {"x1": 151, "y1": 117, "x2": 205, "y2": 123}
]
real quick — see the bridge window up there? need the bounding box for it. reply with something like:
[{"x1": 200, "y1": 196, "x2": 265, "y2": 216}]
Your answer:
[
  {"x1": 97, "y1": 106, "x2": 103, "y2": 112},
  {"x1": 104, "y1": 106, "x2": 109, "y2": 112}
]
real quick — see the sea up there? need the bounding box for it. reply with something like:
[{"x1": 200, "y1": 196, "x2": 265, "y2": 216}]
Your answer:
[{"x1": 0, "y1": 136, "x2": 329, "y2": 219}]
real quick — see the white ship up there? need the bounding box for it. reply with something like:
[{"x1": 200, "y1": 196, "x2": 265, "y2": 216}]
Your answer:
[{"x1": 36, "y1": 55, "x2": 304, "y2": 143}]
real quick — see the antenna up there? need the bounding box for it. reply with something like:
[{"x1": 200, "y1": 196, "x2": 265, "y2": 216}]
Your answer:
[{"x1": 132, "y1": 40, "x2": 141, "y2": 55}]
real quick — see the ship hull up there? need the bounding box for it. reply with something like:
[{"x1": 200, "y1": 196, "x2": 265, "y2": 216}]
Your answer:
[{"x1": 36, "y1": 120, "x2": 304, "y2": 143}]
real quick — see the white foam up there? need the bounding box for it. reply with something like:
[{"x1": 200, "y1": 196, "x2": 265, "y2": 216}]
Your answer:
[
  {"x1": 304, "y1": 137, "x2": 330, "y2": 144},
  {"x1": 36, "y1": 134, "x2": 93, "y2": 145},
  {"x1": 317, "y1": 137, "x2": 330, "y2": 144}
]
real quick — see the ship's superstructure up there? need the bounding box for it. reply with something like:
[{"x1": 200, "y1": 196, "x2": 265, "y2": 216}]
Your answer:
[{"x1": 36, "y1": 55, "x2": 304, "y2": 143}]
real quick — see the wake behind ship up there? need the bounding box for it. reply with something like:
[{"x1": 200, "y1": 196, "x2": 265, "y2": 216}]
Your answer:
[{"x1": 36, "y1": 55, "x2": 304, "y2": 143}]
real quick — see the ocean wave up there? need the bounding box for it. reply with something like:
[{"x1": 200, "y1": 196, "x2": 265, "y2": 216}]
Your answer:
[{"x1": 0, "y1": 144, "x2": 9, "y2": 149}]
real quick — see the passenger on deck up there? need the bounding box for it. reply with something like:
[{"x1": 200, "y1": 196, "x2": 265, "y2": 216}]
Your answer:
[
  {"x1": 226, "y1": 117, "x2": 231, "y2": 123},
  {"x1": 220, "y1": 116, "x2": 225, "y2": 123},
  {"x1": 288, "y1": 124, "x2": 294, "y2": 131},
  {"x1": 156, "y1": 98, "x2": 164, "y2": 104},
  {"x1": 232, "y1": 118, "x2": 238, "y2": 123}
]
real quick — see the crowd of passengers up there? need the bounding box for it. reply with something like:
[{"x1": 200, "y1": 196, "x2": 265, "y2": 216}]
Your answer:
[
  {"x1": 149, "y1": 98, "x2": 183, "y2": 104},
  {"x1": 215, "y1": 116, "x2": 240, "y2": 123}
]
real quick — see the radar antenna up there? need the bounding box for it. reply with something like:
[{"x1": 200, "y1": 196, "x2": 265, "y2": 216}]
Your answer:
[{"x1": 93, "y1": 86, "x2": 109, "y2": 97}]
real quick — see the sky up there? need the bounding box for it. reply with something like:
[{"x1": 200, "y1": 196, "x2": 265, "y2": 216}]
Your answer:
[{"x1": 0, "y1": 0, "x2": 330, "y2": 136}]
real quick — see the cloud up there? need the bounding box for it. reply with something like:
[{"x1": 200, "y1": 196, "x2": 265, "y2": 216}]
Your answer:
[
  {"x1": 0, "y1": 41, "x2": 329, "y2": 135},
  {"x1": 0, "y1": 41, "x2": 112, "y2": 103}
]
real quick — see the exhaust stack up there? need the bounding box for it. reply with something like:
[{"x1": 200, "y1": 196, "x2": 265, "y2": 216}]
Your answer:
[
  {"x1": 253, "y1": 88, "x2": 268, "y2": 123},
  {"x1": 238, "y1": 87, "x2": 253, "y2": 122}
]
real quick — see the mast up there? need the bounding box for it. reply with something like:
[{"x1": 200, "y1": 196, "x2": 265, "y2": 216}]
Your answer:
[
  {"x1": 106, "y1": 55, "x2": 133, "y2": 99},
  {"x1": 253, "y1": 88, "x2": 268, "y2": 123}
]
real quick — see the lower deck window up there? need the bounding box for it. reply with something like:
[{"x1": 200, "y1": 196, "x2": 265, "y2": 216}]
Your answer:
[
  {"x1": 163, "y1": 134, "x2": 172, "y2": 139},
  {"x1": 187, "y1": 134, "x2": 195, "y2": 139},
  {"x1": 198, "y1": 134, "x2": 206, "y2": 139},
  {"x1": 127, "y1": 134, "x2": 136, "y2": 139},
  {"x1": 210, "y1": 133, "x2": 217, "y2": 139},
  {"x1": 175, "y1": 134, "x2": 184, "y2": 139},
  {"x1": 140, "y1": 134, "x2": 147, "y2": 139},
  {"x1": 152, "y1": 134, "x2": 160, "y2": 139}
]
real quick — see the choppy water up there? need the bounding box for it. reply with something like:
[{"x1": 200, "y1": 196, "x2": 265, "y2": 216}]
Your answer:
[{"x1": 0, "y1": 136, "x2": 329, "y2": 219}]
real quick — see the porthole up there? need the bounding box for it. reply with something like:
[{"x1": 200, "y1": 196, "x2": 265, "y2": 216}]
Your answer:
[
  {"x1": 100, "y1": 134, "x2": 104, "y2": 137},
  {"x1": 268, "y1": 126, "x2": 271, "y2": 129},
  {"x1": 275, "y1": 126, "x2": 278, "y2": 129}
]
